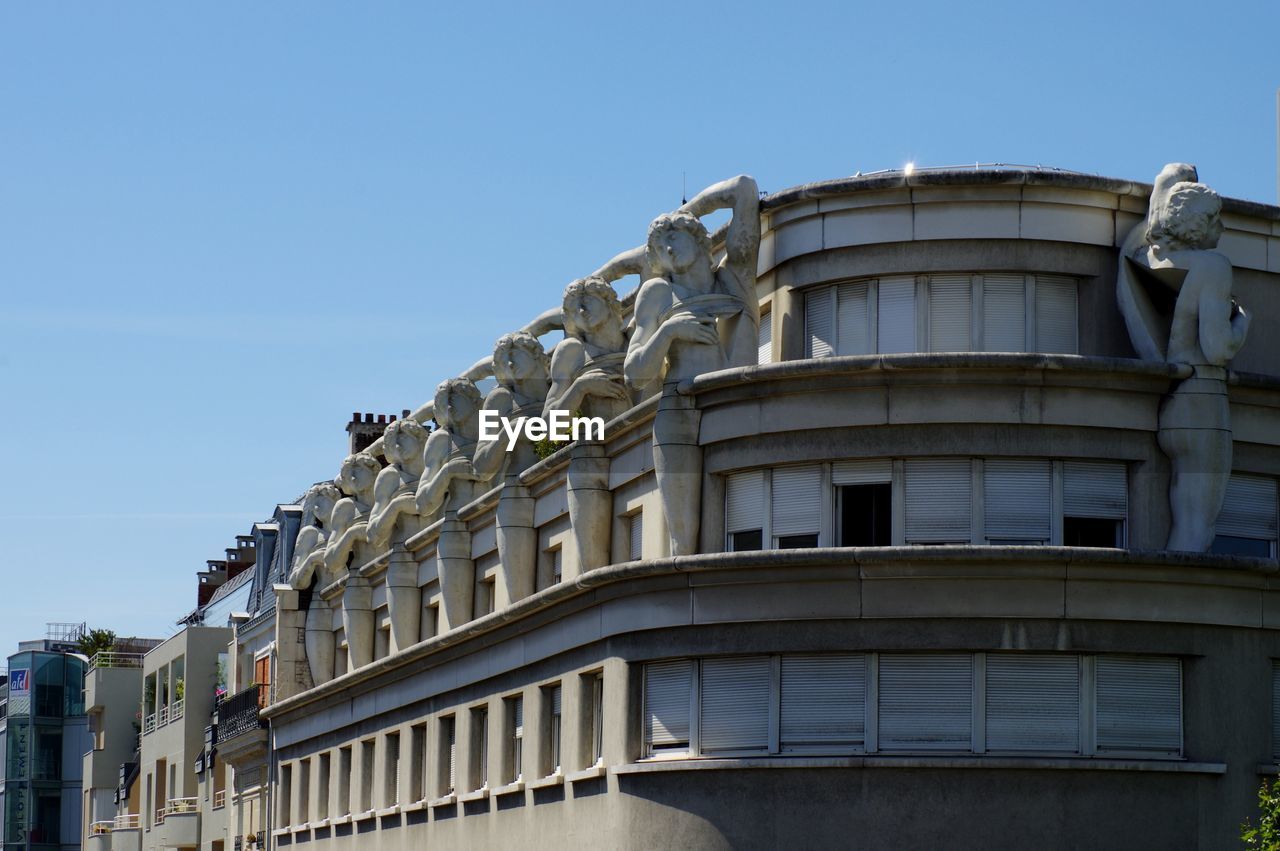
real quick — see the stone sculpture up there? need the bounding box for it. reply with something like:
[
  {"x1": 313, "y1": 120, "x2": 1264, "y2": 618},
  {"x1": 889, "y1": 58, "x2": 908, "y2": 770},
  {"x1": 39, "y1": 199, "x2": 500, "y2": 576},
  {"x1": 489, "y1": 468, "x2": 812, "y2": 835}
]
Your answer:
[
  {"x1": 1117, "y1": 164, "x2": 1251, "y2": 552},
  {"x1": 547, "y1": 277, "x2": 632, "y2": 573},
  {"x1": 284, "y1": 482, "x2": 342, "y2": 688},
  {"x1": 415, "y1": 378, "x2": 487, "y2": 632},
  {"x1": 367, "y1": 418, "x2": 431, "y2": 551},
  {"x1": 617, "y1": 174, "x2": 761, "y2": 555},
  {"x1": 474, "y1": 332, "x2": 551, "y2": 607},
  {"x1": 323, "y1": 452, "x2": 381, "y2": 669}
]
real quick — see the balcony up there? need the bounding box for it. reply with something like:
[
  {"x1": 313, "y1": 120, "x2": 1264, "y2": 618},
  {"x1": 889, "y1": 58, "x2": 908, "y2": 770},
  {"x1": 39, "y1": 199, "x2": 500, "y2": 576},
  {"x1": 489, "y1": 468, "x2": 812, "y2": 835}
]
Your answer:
[
  {"x1": 143, "y1": 713, "x2": 156, "y2": 735},
  {"x1": 172, "y1": 698, "x2": 184, "y2": 721},
  {"x1": 113, "y1": 815, "x2": 139, "y2": 830},
  {"x1": 161, "y1": 798, "x2": 200, "y2": 847},
  {"x1": 159, "y1": 705, "x2": 170, "y2": 726},
  {"x1": 86, "y1": 822, "x2": 113, "y2": 851},
  {"x1": 90, "y1": 821, "x2": 114, "y2": 836},
  {"x1": 213, "y1": 789, "x2": 226, "y2": 810},
  {"x1": 215, "y1": 684, "x2": 269, "y2": 769},
  {"x1": 88, "y1": 652, "x2": 143, "y2": 672}
]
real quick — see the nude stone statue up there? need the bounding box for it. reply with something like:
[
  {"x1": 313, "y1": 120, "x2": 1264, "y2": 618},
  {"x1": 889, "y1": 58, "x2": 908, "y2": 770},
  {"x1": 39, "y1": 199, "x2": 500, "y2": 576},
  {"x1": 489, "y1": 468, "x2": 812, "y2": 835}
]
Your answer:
[
  {"x1": 322, "y1": 452, "x2": 381, "y2": 669},
  {"x1": 1117, "y1": 164, "x2": 1251, "y2": 552},
  {"x1": 367, "y1": 418, "x2": 430, "y2": 551},
  {"x1": 473, "y1": 331, "x2": 553, "y2": 483},
  {"x1": 285, "y1": 482, "x2": 342, "y2": 687},
  {"x1": 414, "y1": 378, "x2": 487, "y2": 521},
  {"x1": 613, "y1": 175, "x2": 761, "y2": 555}
]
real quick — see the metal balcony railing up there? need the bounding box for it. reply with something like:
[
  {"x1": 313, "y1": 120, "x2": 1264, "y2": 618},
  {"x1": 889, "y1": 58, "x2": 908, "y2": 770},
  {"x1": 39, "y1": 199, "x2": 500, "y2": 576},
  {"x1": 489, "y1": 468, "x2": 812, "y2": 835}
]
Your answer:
[
  {"x1": 213, "y1": 789, "x2": 226, "y2": 810},
  {"x1": 158, "y1": 705, "x2": 170, "y2": 726},
  {"x1": 113, "y1": 814, "x2": 139, "y2": 830},
  {"x1": 172, "y1": 698, "x2": 184, "y2": 721},
  {"x1": 162, "y1": 797, "x2": 198, "y2": 821},
  {"x1": 216, "y1": 684, "x2": 268, "y2": 745},
  {"x1": 143, "y1": 713, "x2": 156, "y2": 735},
  {"x1": 89, "y1": 821, "x2": 113, "y2": 836},
  {"x1": 87, "y1": 652, "x2": 144, "y2": 672}
]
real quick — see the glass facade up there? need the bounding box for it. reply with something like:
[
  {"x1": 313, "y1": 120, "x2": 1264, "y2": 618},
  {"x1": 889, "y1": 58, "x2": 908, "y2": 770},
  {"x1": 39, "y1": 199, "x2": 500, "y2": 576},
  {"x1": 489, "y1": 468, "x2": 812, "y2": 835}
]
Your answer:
[{"x1": 2, "y1": 651, "x2": 87, "y2": 850}]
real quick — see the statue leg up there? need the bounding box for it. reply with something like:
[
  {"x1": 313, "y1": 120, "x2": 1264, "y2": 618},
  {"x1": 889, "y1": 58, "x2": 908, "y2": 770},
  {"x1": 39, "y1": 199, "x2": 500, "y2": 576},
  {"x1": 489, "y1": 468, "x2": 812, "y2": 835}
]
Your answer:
[
  {"x1": 568, "y1": 442, "x2": 612, "y2": 575},
  {"x1": 437, "y1": 514, "x2": 475, "y2": 632},
  {"x1": 342, "y1": 575, "x2": 375, "y2": 670},
  {"x1": 304, "y1": 600, "x2": 335, "y2": 686},
  {"x1": 653, "y1": 383, "x2": 703, "y2": 556},
  {"x1": 1159, "y1": 370, "x2": 1232, "y2": 552},
  {"x1": 496, "y1": 475, "x2": 537, "y2": 607},
  {"x1": 385, "y1": 545, "x2": 421, "y2": 654}
]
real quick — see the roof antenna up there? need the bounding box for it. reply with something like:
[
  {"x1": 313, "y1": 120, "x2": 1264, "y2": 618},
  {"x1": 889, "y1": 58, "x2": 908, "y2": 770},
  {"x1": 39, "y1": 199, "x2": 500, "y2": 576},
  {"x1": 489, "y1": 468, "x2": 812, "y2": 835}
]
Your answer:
[{"x1": 681, "y1": 171, "x2": 687, "y2": 205}]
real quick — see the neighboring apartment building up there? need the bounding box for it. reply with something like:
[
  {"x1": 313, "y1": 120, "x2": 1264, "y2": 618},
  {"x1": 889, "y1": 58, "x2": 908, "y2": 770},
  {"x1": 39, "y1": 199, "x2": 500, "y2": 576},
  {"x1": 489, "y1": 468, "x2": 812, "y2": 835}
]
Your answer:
[{"x1": 251, "y1": 166, "x2": 1280, "y2": 848}]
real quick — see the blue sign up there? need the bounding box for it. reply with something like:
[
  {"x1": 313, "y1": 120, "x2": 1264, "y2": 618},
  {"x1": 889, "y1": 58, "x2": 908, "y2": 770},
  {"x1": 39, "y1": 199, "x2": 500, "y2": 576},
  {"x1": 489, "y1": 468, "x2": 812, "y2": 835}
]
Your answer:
[{"x1": 9, "y1": 668, "x2": 29, "y2": 693}]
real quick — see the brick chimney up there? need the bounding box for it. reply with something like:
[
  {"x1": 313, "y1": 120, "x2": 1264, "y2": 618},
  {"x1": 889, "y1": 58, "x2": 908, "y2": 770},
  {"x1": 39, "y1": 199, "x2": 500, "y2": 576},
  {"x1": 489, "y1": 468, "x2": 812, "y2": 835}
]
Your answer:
[{"x1": 346, "y1": 411, "x2": 407, "y2": 455}]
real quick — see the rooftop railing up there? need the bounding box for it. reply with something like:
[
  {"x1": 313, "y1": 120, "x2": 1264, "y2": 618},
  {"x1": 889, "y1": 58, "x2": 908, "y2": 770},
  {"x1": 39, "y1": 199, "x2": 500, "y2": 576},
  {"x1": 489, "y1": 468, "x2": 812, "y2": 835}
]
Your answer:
[
  {"x1": 216, "y1": 684, "x2": 268, "y2": 744},
  {"x1": 87, "y1": 652, "x2": 144, "y2": 672}
]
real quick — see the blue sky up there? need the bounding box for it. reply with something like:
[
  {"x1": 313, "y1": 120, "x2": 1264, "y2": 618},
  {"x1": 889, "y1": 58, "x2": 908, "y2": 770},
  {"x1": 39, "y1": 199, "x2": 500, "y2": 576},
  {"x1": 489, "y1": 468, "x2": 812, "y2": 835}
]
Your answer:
[{"x1": 0, "y1": 0, "x2": 1276, "y2": 656}]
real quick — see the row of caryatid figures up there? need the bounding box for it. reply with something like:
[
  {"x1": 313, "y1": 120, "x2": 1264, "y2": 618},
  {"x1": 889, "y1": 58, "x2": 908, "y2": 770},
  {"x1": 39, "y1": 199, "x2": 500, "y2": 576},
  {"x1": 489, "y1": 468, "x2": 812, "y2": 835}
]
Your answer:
[{"x1": 278, "y1": 175, "x2": 766, "y2": 689}]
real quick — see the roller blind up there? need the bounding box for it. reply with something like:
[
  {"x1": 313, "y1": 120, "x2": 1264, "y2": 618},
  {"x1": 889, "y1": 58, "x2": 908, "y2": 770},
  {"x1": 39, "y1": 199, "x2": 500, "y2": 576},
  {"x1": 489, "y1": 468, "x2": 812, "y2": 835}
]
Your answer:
[
  {"x1": 837, "y1": 281, "x2": 870, "y2": 356},
  {"x1": 726, "y1": 471, "x2": 765, "y2": 534},
  {"x1": 832, "y1": 459, "x2": 892, "y2": 486},
  {"x1": 629, "y1": 512, "x2": 644, "y2": 561},
  {"x1": 757, "y1": 311, "x2": 772, "y2": 365},
  {"x1": 512, "y1": 697, "x2": 523, "y2": 740},
  {"x1": 1063, "y1": 461, "x2": 1128, "y2": 519},
  {"x1": 985, "y1": 654, "x2": 1079, "y2": 753},
  {"x1": 699, "y1": 657, "x2": 771, "y2": 753},
  {"x1": 447, "y1": 720, "x2": 456, "y2": 792},
  {"x1": 877, "y1": 276, "x2": 916, "y2": 354},
  {"x1": 904, "y1": 459, "x2": 972, "y2": 543},
  {"x1": 982, "y1": 274, "x2": 1026, "y2": 352},
  {"x1": 645, "y1": 661, "x2": 693, "y2": 750},
  {"x1": 1035, "y1": 276, "x2": 1078, "y2": 354},
  {"x1": 1095, "y1": 655, "x2": 1181, "y2": 754},
  {"x1": 805, "y1": 286, "x2": 835, "y2": 358},
  {"x1": 928, "y1": 275, "x2": 972, "y2": 352},
  {"x1": 551, "y1": 684, "x2": 562, "y2": 716},
  {"x1": 984, "y1": 459, "x2": 1052, "y2": 541},
  {"x1": 1217, "y1": 474, "x2": 1278, "y2": 541},
  {"x1": 878, "y1": 654, "x2": 973, "y2": 751},
  {"x1": 772, "y1": 466, "x2": 822, "y2": 537},
  {"x1": 780, "y1": 654, "x2": 865, "y2": 752}
]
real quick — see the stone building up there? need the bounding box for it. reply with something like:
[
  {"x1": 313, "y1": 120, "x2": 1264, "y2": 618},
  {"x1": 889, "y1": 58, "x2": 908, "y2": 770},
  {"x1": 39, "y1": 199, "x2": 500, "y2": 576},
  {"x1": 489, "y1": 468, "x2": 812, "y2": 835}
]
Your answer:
[{"x1": 243, "y1": 166, "x2": 1280, "y2": 847}]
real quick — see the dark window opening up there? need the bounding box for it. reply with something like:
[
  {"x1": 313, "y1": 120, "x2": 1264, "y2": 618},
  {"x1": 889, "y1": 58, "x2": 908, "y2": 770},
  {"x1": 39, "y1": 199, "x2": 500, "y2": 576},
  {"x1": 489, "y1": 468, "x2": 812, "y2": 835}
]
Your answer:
[
  {"x1": 1210, "y1": 535, "x2": 1272, "y2": 558},
  {"x1": 776, "y1": 534, "x2": 819, "y2": 549},
  {"x1": 840, "y1": 484, "x2": 892, "y2": 546},
  {"x1": 1063, "y1": 517, "x2": 1123, "y2": 548},
  {"x1": 730, "y1": 530, "x2": 763, "y2": 552}
]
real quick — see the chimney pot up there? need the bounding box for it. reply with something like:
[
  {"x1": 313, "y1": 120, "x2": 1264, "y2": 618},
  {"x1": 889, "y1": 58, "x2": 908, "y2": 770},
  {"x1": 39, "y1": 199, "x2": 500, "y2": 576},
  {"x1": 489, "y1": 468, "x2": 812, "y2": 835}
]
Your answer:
[
  {"x1": 403, "y1": 409, "x2": 411, "y2": 419},
  {"x1": 377, "y1": 414, "x2": 386, "y2": 424},
  {"x1": 351, "y1": 412, "x2": 360, "y2": 422},
  {"x1": 364, "y1": 413, "x2": 374, "y2": 423}
]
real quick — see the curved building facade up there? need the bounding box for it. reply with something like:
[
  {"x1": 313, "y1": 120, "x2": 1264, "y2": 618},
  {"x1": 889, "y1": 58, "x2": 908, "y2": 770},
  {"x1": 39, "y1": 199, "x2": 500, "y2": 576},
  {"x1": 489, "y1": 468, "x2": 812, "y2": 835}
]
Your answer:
[{"x1": 261, "y1": 167, "x2": 1280, "y2": 849}]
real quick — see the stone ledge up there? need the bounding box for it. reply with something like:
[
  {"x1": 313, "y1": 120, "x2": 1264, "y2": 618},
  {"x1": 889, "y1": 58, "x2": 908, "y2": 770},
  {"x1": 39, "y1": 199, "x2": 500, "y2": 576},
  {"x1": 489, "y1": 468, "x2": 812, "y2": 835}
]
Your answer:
[
  {"x1": 375, "y1": 805, "x2": 400, "y2": 818},
  {"x1": 528, "y1": 772, "x2": 564, "y2": 789},
  {"x1": 492, "y1": 780, "x2": 525, "y2": 797},
  {"x1": 566, "y1": 763, "x2": 607, "y2": 783},
  {"x1": 427, "y1": 794, "x2": 456, "y2": 808},
  {"x1": 352, "y1": 809, "x2": 377, "y2": 822},
  {"x1": 613, "y1": 756, "x2": 1226, "y2": 775},
  {"x1": 401, "y1": 799, "x2": 429, "y2": 813},
  {"x1": 456, "y1": 787, "x2": 489, "y2": 803},
  {"x1": 328, "y1": 814, "x2": 351, "y2": 825}
]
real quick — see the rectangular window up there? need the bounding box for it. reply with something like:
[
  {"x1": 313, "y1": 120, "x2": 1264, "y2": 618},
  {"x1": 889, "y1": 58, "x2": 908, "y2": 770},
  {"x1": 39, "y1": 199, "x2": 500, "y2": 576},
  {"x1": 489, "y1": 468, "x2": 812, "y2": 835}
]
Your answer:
[
  {"x1": 316, "y1": 753, "x2": 331, "y2": 821},
  {"x1": 644, "y1": 660, "x2": 693, "y2": 756},
  {"x1": 878, "y1": 654, "x2": 973, "y2": 752},
  {"x1": 982, "y1": 274, "x2": 1026, "y2": 352},
  {"x1": 700, "y1": 656, "x2": 771, "y2": 754},
  {"x1": 726, "y1": 470, "x2": 765, "y2": 551},
  {"x1": 757, "y1": 310, "x2": 773, "y2": 365},
  {"x1": 1063, "y1": 460, "x2": 1127, "y2": 547},
  {"x1": 877, "y1": 275, "x2": 916, "y2": 353},
  {"x1": 359, "y1": 739, "x2": 374, "y2": 812},
  {"x1": 772, "y1": 465, "x2": 821, "y2": 548},
  {"x1": 384, "y1": 732, "x2": 400, "y2": 807},
  {"x1": 805, "y1": 286, "x2": 835, "y2": 358},
  {"x1": 1095, "y1": 655, "x2": 1181, "y2": 755},
  {"x1": 507, "y1": 696, "x2": 523, "y2": 782},
  {"x1": 545, "y1": 685, "x2": 562, "y2": 774},
  {"x1": 1212, "y1": 473, "x2": 1278, "y2": 558},
  {"x1": 438, "y1": 717, "x2": 455, "y2": 796},
  {"x1": 629, "y1": 511, "x2": 644, "y2": 561},
  {"x1": 984, "y1": 459, "x2": 1052, "y2": 543},
  {"x1": 589, "y1": 672, "x2": 604, "y2": 765},
  {"x1": 551, "y1": 548, "x2": 562, "y2": 583},
  {"x1": 837, "y1": 282, "x2": 871, "y2": 355},
  {"x1": 279, "y1": 764, "x2": 292, "y2": 828},
  {"x1": 470, "y1": 707, "x2": 489, "y2": 790},
  {"x1": 904, "y1": 459, "x2": 972, "y2": 544},
  {"x1": 409, "y1": 724, "x2": 426, "y2": 803},
  {"x1": 780, "y1": 654, "x2": 865, "y2": 753},
  {"x1": 337, "y1": 746, "x2": 352, "y2": 815},
  {"x1": 1034, "y1": 275, "x2": 1079, "y2": 354},
  {"x1": 927, "y1": 274, "x2": 971, "y2": 352},
  {"x1": 985, "y1": 654, "x2": 1079, "y2": 753},
  {"x1": 834, "y1": 460, "x2": 892, "y2": 547}
]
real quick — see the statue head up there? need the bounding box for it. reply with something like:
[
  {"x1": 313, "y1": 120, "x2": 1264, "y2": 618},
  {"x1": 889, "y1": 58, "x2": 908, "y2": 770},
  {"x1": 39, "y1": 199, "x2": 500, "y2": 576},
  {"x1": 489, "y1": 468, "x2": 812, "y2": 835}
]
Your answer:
[
  {"x1": 647, "y1": 210, "x2": 712, "y2": 276},
  {"x1": 562, "y1": 276, "x2": 624, "y2": 341},
  {"x1": 1146, "y1": 181, "x2": 1223, "y2": 251},
  {"x1": 433, "y1": 378, "x2": 483, "y2": 430},
  {"x1": 492, "y1": 331, "x2": 550, "y2": 386},
  {"x1": 381, "y1": 418, "x2": 429, "y2": 467},
  {"x1": 336, "y1": 452, "x2": 381, "y2": 498},
  {"x1": 301, "y1": 482, "x2": 342, "y2": 528}
]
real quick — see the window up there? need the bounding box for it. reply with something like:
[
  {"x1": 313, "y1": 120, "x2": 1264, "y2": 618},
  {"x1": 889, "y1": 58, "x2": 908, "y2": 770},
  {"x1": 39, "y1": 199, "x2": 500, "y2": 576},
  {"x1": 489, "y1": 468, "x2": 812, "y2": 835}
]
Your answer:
[
  {"x1": 928, "y1": 274, "x2": 971, "y2": 352},
  {"x1": 470, "y1": 706, "x2": 489, "y2": 790},
  {"x1": 771, "y1": 465, "x2": 821, "y2": 548},
  {"x1": 375, "y1": 626, "x2": 391, "y2": 661},
  {"x1": 359, "y1": 739, "x2": 374, "y2": 812},
  {"x1": 551, "y1": 548, "x2": 562, "y2": 583},
  {"x1": 409, "y1": 724, "x2": 426, "y2": 803},
  {"x1": 316, "y1": 753, "x2": 330, "y2": 820},
  {"x1": 982, "y1": 274, "x2": 1025, "y2": 351},
  {"x1": 297, "y1": 758, "x2": 311, "y2": 823},
  {"x1": 384, "y1": 732, "x2": 400, "y2": 807},
  {"x1": 835, "y1": 460, "x2": 892, "y2": 546},
  {"x1": 1212, "y1": 473, "x2": 1278, "y2": 558},
  {"x1": 423, "y1": 604, "x2": 439, "y2": 641},
  {"x1": 757, "y1": 310, "x2": 772, "y2": 365},
  {"x1": 337, "y1": 746, "x2": 352, "y2": 815},
  {"x1": 904, "y1": 459, "x2": 972, "y2": 544},
  {"x1": 278, "y1": 764, "x2": 292, "y2": 828},
  {"x1": 1034, "y1": 275, "x2": 1078, "y2": 353},
  {"x1": 1063, "y1": 461, "x2": 1127, "y2": 547},
  {"x1": 983, "y1": 459, "x2": 1052, "y2": 544},
  {"x1": 438, "y1": 717, "x2": 456, "y2": 796},
  {"x1": 545, "y1": 685, "x2": 562, "y2": 775},
  {"x1": 643, "y1": 652, "x2": 1179, "y2": 760},
  {"x1": 506, "y1": 696, "x2": 523, "y2": 783},
  {"x1": 628, "y1": 511, "x2": 644, "y2": 561},
  {"x1": 588, "y1": 672, "x2": 604, "y2": 766},
  {"x1": 877, "y1": 276, "x2": 916, "y2": 353},
  {"x1": 725, "y1": 471, "x2": 765, "y2": 551}
]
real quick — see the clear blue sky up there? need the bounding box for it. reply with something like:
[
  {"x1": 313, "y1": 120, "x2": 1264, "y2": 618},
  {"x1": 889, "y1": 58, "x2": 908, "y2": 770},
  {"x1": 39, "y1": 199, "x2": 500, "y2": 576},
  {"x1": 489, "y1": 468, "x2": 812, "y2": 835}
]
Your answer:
[{"x1": 1, "y1": 1, "x2": 1276, "y2": 656}]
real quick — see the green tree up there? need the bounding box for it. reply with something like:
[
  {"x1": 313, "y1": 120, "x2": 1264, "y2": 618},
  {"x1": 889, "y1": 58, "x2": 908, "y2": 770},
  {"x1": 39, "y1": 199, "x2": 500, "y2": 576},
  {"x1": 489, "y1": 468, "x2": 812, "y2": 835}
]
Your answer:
[
  {"x1": 1242, "y1": 779, "x2": 1280, "y2": 849},
  {"x1": 77, "y1": 628, "x2": 116, "y2": 660}
]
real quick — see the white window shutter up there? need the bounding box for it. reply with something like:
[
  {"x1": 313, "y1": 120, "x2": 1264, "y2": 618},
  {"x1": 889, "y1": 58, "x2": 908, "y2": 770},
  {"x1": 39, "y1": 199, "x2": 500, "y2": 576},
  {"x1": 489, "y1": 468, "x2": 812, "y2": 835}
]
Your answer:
[
  {"x1": 771, "y1": 466, "x2": 822, "y2": 537},
  {"x1": 836, "y1": 282, "x2": 870, "y2": 356},
  {"x1": 512, "y1": 697, "x2": 523, "y2": 737},
  {"x1": 904, "y1": 459, "x2": 972, "y2": 543},
  {"x1": 878, "y1": 654, "x2": 973, "y2": 751},
  {"x1": 725, "y1": 471, "x2": 765, "y2": 534},
  {"x1": 832, "y1": 459, "x2": 892, "y2": 486},
  {"x1": 1034, "y1": 275, "x2": 1078, "y2": 354},
  {"x1": 982, "y1": 274, "x2": 1026, "y2": 352},
  {"x1": 645, "y1": 661, "x2": 693, "y2": 751},
  {"x1": 780, "y1": 655, "x2": 865, "y2": 752},
  {"x1": 757, "y1": 311, "x2": 773, "y2": 365},
  {"x1": 928, "y1": 275, "x2": 971, "y2": 352},
  {"x1": 629, "y1": 512, "x2": 644, "y2": 561},
  {"x1": 1063, "y1": 461, "x2": 1127, "y2": 519},
  {"x1": 1217, "y1": 474, "x2": 1278, "y2": 541},
  {"x1": 877, "y1": 276, "x2": 916, "y2": 353},
  {"x1": 983, "y1": 459, "x2": 1052, "y2": 542},
  {"x1": 1272, "y1": 661, "x2": 1280, "y2": 760},
  {"x1": 448, "y1": 721, "x2": 456, "y2": 792},
  {"x1": 805, "y1": 287, "x2": 835, "y2": 358},
  {"x1": 699, "y1": 657, "x2": 771, "y2": 753},
  {"x1": 985, "y1": 654, "x2": 1079, "y2": 753},
  {"x1": 1095, "y1": 656, "x2": 1181, "y2": 754}
]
